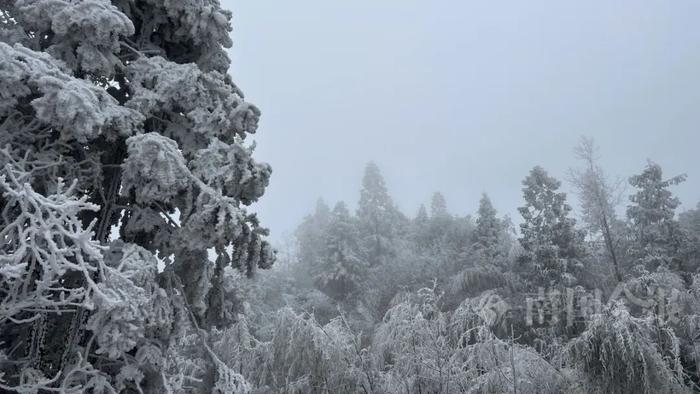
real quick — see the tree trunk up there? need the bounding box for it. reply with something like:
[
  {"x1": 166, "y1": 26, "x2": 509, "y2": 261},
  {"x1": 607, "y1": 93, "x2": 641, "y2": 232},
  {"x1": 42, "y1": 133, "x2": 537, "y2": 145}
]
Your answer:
[{"x1": 600, "y1": 214, "x2": 622, "y2": 282}]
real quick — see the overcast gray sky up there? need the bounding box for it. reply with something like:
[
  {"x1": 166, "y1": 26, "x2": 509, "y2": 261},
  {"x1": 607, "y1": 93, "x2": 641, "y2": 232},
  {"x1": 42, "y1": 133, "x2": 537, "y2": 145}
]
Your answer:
[{"x1": 224, "y1": 0, "x2": 700, "y2": 242}]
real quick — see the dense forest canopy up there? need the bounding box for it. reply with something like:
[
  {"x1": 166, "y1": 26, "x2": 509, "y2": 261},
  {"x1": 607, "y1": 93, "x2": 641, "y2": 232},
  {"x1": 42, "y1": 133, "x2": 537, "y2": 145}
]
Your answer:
[
  {"x1": 192, "y1": 151, "x2": 698, "y2": 393},
  {"x1": 247, "y1": 156, "x2": 700, "y2": 393},
  {"x1": 1, "y1": 1, "x2": 700, "y2": 394}
]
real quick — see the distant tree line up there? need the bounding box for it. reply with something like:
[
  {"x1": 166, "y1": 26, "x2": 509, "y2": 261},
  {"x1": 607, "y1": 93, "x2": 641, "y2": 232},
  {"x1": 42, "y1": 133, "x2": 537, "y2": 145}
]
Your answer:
[{"x1": 231, "y1": 140, "x2": 700, "y2": 393}]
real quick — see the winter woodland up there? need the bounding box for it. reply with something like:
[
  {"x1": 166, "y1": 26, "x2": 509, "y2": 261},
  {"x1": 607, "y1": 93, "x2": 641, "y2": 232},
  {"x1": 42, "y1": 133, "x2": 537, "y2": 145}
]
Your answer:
[{"x1": 1, "y1": 1, "x2": 700, "y2": 393}]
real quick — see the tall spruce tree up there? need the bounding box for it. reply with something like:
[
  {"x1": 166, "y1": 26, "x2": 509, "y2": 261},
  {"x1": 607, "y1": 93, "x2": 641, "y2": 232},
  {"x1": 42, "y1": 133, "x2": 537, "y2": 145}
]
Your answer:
[
  {"x1": 0, "y1": 1, "x2": 272, "y2": 391},
  {"x1": 518, "y1": 166, "x2": 584, "y2": 287},
  {"x1": 430, "y1": 192, "x2": 449, "y2": 219},
  {"x1": 626, "y1": 161, "x2": 686, "y2": 271},
  {"x1": 357, "y1": 162, "x2": 400, "y2": 266},
  {"x1": 473, "y1": 193, "x2": 502, "y2": 262},
  {"x1": 316, "y1": 202, "x2": 367, "y2": 302},
  {"x1": 295, "y1": 198, "x2": 332, "y2": 285},
  {"x1": 409, "y1": 204, "x2": 432, "y2": 249}
]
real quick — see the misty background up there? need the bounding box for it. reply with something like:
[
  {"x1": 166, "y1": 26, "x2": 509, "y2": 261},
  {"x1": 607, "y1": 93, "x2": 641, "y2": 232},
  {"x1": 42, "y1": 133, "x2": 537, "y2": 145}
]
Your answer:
[{"x1": 225, "y1": 0, "x2": 700, "y2": 242}]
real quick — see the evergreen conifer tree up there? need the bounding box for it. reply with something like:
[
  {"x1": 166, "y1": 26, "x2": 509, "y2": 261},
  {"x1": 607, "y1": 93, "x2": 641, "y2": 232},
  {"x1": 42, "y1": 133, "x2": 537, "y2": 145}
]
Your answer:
[
  {"x1": 473, "y1": 193, "x2": 503, "y2": 262},
  {"x1": 627, "y1": 161, "x2": 686, "y2": 271},
  {"x1": 316, "y1": 202, "x2": 367, "y2": 302},
  {"x1": 0, "y1": 1, "x2": 272, "y2": 391},
  {"x1": 518, "y1": 166, "x2": 584, "y2": 287},
  {"x1": 357, "y1": 162, "x2": 400, "y2": 266}
]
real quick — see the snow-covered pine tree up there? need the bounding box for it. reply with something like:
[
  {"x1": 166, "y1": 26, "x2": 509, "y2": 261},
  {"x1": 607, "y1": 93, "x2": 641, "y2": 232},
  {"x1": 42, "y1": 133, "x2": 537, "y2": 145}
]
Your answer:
[
  {"x1": 518, "y1": 166, "x2": 585, "y2": 287},
  {"x1": 357, "y1": 162, "x2": 401, "y2": 267},
  {"x1": 424, "y1": 191, "x2": 459, "y2": 247},
  {"x1": 0, "y1": 1, "x2": 273, "y2": 391},
  {"x1": 627, "y1": 161, "x2": 686, "y2": 272},
  {"x1": 316, "y1": 202, "x2": 368, "y2": 302},
  {"x1": 473, "y1": 193, "x2": 503, "y2": 263},
  {"x1": 409, "y1": 204, "x2": 431, "y2": 249},
  {"x1": 430, "y1": 192, "x2": 449, "y2": 219},
  {"x1": 679, "y1": 202, "x2": 700, "y2": 273},
  {"x1": 295, "y1": 198, "x2": 332, "y2": 286}
]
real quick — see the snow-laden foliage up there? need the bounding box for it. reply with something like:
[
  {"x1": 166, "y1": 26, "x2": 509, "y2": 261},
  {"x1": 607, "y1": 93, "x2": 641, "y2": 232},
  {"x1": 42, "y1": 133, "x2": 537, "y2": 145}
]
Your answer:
[
  {"x1": 14, "y1": 0, "x2": 134, "y2": 75},
  {"x1": 120, "y1": 132, "x2": 271, "y2": 265},
  {"x1": 121, "y1": 133, "x2": 191, "y2": 205},
  {"x1": 472, "y1": 193, "x2": 502, "y2": 260},
  {"x1": 356, "y1": 162, "x2": 404, "y2": 267},
  {"x1": 0, "y1": 42, "x2": 141, "y2": 142},
  {"x1": 0, "y1": 167, "x2": 104, "y2": 324},
  {"x1": 315, "y1": 202, "x2": 368, "y2": 302},
  {"x1": 1, "y1": 165, "x2": 172, "y2": 392},
  {"x1": 370, "y1": 285, "x2": 569, "y2": 394},
  {"x1": 191, "y1": 139, "x2": 271, "y2": 205},
  {"x1": 125, "y1": 56, "x2": 260, "y2": 150},
  {"x1": 117, "y1": 0, "x2": 235, "y2": 72},
  {"x1": 471, "y1": 193, "x2": 514, "y2": 271},
  {"x1": 88, "y1": 242, "x2": 172, "y2": 360},
  {"x1": 569, "y1": 137, "x2": 625, "y2": 281},
  {"x1": 627, "y1": 161, "x2": 687, "y2": 271},
  {"x1": 518, "y1": 166, "x2": 585, "y2": 287},
  {"x1": 294, "y1": 199, "x2": 333, "y2": 288},
  {"x1": 567, "y1": 302, "x2": 689, "y2": 394},
  {"x1": 430, "y1": 192, "x2": 449, "y2": 218},
  {"x1": 210, "y1": 308, "x2": 376, "y2": 394},
  {"x1": 0, "y1": 0, "x2": 273, "y2": 391},
  {"x1": 373, "y1": 284, "x2": 467, "y2": 393}
]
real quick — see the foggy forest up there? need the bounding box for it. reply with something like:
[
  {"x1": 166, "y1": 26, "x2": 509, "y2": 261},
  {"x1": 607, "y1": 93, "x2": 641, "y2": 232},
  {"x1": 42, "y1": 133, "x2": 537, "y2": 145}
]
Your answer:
[{"x1": 1, "y1": 0, "x2": 700, "y2": 393}]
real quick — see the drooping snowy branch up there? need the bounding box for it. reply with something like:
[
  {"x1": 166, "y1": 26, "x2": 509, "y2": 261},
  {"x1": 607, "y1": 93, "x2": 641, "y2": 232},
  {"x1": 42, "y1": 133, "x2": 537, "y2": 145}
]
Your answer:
[{"x1": 0, "y1": 165, "x2": 106, "y2": 323}]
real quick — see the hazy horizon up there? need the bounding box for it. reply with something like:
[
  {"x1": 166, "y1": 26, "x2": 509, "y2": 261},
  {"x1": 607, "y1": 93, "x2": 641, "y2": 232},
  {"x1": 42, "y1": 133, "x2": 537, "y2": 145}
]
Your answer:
[{"x1": 225, "y1": 0, "x2": 700, "y2": 242}]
